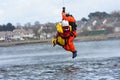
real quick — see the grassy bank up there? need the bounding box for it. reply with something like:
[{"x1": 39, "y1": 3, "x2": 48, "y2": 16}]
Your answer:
[
  {"x1": 0, "y1": 39, "x2": 51, "y2": 47},
  {"x1": 76, "y1": 33, "x2": 120, "y2": 41},
  {"x1": 75, "y1": 35, "x2": 108, "y2": 42},
  {"x1": 0, "y1": 33, "x2": 120, "y2": 47}
]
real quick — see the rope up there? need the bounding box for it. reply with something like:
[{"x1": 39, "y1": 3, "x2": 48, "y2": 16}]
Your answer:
[{"x1": 62, "y1": 0, "x2": 65, "y2": 7}]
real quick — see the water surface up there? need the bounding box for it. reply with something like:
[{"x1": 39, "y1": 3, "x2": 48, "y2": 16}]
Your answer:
[{"x1": 0, "y1": 40, "x2": 120, "y2": 80}]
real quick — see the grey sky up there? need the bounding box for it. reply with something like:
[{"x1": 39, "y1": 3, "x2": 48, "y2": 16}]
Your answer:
[{"x1": 0, "y1": 0, "x2": 120, "y2": 25}]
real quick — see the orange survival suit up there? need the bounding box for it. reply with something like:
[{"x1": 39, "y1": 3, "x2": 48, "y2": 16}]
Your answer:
[
  {"x1": 62, "y1": 7, "x2": 77, "y2": 37},
  {"x1": 54, "y1": 20, "x2": 77, "y2": 58}
]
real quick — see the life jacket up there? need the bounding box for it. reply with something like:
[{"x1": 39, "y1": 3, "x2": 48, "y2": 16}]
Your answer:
[
  {"x1": 55, "y1": 22, "x2": 72, "y2": 46},
  {"x1": 52, "y1": 36, "x2": 67, "y2": 46},
  {"x1": 56, "y1": 36, "x2": 67, "y2": 46}
]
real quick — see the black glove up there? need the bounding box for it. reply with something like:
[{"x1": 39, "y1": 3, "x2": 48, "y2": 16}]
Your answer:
[{"x1": 62, "y1": 7, "x2": 65, "y2": 12}]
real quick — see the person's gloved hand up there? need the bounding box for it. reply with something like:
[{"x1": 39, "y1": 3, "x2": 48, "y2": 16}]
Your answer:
[{"x1": 62, "y1": 7, "x2": 65, "y2": 12}]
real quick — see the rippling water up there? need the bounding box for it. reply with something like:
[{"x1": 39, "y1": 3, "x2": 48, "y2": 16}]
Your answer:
[{"x1": 0, "y1": 40, "x2": 120, "y2": 80}]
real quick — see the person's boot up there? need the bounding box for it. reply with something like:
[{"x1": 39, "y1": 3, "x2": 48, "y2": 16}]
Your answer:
[{"x1": 72, "y1": 51, "x2": 77, "y2": 58}]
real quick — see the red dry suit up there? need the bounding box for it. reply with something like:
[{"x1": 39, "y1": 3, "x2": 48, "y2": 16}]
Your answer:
[
  {"x1": 55, "y1": 23, "x2": 76, "y2": 53},
  {"x1": 62, "y1": 12, "x2": 77, "y2": 37}
]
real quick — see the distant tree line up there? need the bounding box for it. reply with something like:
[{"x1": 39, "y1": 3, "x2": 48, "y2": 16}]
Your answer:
[
  {"x1": 0, "y1": 23, "x2": 15, "y2": 31},
  {"x1": 88, "y1": 12, "x2": 110, "y2": 19},
  {"x1": 110, "y1": 11, "x2": 120, "y2": 17},
  {"x1": 79, "y1": 11, "x2": 120, "y2": 36},
  {"x1": 0, "y1": 10, "x2": 120, "y2": 38}
]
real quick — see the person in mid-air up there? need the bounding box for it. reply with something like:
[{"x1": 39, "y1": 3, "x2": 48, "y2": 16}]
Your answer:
[
  {"x1": 52, "y1": 20, "x2": 77, "y2": 58},
  {"x1": 62, "y1": 7, "x2": 77, "y2": 38}
]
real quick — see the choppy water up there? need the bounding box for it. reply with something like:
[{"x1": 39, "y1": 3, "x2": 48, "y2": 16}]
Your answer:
[{"x1": 0, "y1": 40, "x2": 120, "y2": 80}]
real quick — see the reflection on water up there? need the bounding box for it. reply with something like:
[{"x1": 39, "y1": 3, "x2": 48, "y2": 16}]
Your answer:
[{"x1": 0, "y1": 40, "x2": 120, "y2": 80}]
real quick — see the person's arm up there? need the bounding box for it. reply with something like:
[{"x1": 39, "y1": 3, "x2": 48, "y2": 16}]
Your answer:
[
  {"x1": 62, "y1": 7, "x2": 65, "y2": 13},
  {"x1": 62, "y1": 7, "x2": 76, "y2": 22},
  {"x1": 62, "y1": 13, "x2": 76, "y2": 22},
  {"x1": 62, "y1": 12, "x2": 66, "y2": 20},
  {"x1": 62, "y1": 7, "x2": 66, "y2": 20}
]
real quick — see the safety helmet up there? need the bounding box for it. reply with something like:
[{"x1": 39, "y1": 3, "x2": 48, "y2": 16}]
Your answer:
[{"x1": 62, "y1": 20, "x2": 69, "y2": 27}]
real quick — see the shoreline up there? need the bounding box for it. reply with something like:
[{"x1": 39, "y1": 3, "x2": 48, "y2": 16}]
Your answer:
[
  {"x1": 0, "y1": 39, "x2": 51, "y2": 47},
  {"x1": 0, "y1": 33, "x2": 120, "y2": 47}
]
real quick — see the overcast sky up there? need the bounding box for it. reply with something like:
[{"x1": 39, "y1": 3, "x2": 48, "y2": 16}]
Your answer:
[{"x1": 0, "y1": 0, "x2": 120, "y2": 25}]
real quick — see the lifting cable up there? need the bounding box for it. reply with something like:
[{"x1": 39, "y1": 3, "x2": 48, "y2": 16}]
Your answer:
[{"x1": 62, "y1": 0, "x2": 65, "y2": 7}]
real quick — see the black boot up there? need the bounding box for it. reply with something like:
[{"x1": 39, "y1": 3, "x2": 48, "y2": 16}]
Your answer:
[{"x1": 72, "y1": 51, "x2": 77, "y2": 58}]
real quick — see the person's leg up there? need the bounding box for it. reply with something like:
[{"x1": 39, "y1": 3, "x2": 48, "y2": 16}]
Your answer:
[
  {"x1": 67, "y1": 36, "x2": 76, "y2": 52},
  {"x1": 62, "y1": 43, "x2": 70, "y2": 51},
  {"x1": 63, "y1": 36, "x2": 77, "y2": 58}
]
